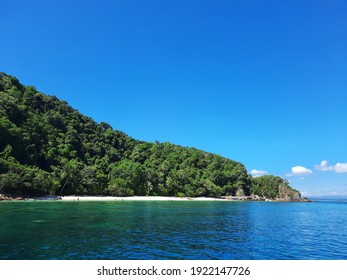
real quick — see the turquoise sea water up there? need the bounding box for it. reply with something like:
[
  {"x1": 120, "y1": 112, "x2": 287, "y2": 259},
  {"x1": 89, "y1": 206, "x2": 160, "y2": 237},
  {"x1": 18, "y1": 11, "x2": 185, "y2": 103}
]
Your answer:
[{"x1": 0, "y1": 200, "x2": 346, "y2": 260}]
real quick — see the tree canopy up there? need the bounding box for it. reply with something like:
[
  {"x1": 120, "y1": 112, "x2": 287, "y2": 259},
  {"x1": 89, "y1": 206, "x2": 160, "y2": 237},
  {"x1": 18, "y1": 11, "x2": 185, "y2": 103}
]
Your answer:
[{"x1": 0, "y1": 72, "x2": 301, "y2": 199}]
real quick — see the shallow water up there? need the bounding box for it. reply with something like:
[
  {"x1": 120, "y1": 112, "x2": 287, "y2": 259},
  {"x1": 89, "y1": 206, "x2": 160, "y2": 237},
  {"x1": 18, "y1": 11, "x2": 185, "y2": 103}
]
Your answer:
[{"x1": 0, "y1": 200, "x2": 346, "y2": 259}]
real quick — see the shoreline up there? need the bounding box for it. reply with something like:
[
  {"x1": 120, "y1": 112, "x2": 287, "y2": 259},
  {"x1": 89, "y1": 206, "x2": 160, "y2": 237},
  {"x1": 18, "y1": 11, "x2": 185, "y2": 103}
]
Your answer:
[
  {"x1": 1, "y1": 194, "x2": 312, "y2": 202},
  {"x1": 60, "y1": 196, "x2": 230, "y2": 202},
  {"x1": 58, "y1": 196, "x2": 312, "y2": 202}
]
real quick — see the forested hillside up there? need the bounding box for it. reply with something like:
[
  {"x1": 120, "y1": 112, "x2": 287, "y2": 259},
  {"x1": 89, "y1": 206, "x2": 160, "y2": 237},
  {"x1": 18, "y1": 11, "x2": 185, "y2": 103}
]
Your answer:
[{"x1": 0, "y1": 72, "x2": 301, "y2": 199}]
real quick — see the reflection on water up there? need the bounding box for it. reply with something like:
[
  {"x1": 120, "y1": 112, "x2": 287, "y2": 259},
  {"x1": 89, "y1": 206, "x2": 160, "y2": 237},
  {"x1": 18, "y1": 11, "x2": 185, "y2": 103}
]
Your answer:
[{"x1": 0, "y1": 201, "x2": 346, "y2": 259}]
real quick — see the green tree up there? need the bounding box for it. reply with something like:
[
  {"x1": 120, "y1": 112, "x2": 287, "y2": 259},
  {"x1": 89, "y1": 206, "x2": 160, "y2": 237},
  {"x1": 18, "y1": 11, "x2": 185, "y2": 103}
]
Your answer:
[
  {"x1": 108, "y1": 159, "x2": 145, "y2": 195},
  {"x1": 58, "y1": 159, "x2": 84, "y2": 195},
  {"x1": 0, "y1": 72, "x2": 300, "y2": 199},
  {"x1": 106, "y1": 178, "x2": 134, "y2": 196}
]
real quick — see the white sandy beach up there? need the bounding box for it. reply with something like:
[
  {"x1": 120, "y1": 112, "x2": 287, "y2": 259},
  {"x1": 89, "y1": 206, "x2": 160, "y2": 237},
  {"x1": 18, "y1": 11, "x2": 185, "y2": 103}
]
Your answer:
[{"x1": 59, "y1": 196, "x2": 231, "y2": 201}]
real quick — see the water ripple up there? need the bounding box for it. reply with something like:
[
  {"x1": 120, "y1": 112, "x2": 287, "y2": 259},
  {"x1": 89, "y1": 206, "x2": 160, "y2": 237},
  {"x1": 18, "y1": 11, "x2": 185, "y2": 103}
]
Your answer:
[{"x1": 0, "y1": 201, "x2": 346, "y2": 259}]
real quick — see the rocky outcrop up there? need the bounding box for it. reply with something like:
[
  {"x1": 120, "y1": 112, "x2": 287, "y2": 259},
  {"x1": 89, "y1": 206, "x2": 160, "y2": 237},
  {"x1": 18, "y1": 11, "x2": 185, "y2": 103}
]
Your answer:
[
  {"x1": 276, "y1": 183, "x2": 301, "y2": 201},
  {"x1": 0, "y1": 193, "x2": 27, "y2": 201}
]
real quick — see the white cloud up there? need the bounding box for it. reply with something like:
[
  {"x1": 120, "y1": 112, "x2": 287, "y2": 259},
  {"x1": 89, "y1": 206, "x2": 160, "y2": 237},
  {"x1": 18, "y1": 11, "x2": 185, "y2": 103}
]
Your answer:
[
  {"x1": 250, "y1": 169, "x2": 268, "y2": 176},
  {"x1": 291, "y1": 166, "x2": 313, "y2": 176},
  {"x1": 335, "y1": 163, "x2": 347, "y2": 173},
  {"x1": 286, "y1": 166, "x2": 313, "y2": 177},
  {"x1": 315, "y1": 160, "x2": 334, "y2": 171},
  {"x1": 315, "y1": 160, "x2": 347, "y2": 173}
]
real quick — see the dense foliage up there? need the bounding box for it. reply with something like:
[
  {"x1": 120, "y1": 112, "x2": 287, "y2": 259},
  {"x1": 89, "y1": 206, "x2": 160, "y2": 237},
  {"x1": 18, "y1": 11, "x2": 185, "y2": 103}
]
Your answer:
[{"x1": 0, "y1": 73, "x2": 301, "y2": 199}]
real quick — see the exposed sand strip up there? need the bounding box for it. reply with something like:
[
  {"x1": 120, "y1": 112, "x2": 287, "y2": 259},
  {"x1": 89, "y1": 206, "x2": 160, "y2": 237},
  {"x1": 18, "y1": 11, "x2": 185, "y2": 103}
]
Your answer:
[{"x1": 59, "y1": 196, "x2": 230, "y2": 201}]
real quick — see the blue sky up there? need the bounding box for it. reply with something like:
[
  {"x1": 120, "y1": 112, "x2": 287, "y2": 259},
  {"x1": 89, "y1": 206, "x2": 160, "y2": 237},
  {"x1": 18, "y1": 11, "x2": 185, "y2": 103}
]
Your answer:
[{"x1": 1, "y1": 0, "x2": 346, "y2": 197}]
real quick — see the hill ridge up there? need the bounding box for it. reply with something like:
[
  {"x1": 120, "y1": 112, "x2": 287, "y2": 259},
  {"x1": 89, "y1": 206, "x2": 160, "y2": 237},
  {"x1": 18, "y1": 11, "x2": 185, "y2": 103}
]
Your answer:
[{"x1": 0, "y1": 72, "x2": 302, "y2": 200}]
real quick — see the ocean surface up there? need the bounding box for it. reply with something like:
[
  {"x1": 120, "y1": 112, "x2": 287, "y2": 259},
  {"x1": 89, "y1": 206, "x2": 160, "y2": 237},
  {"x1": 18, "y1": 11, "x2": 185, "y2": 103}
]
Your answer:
[{"x1": 0, "y1": 200, "x2": 346, "y2": 260}]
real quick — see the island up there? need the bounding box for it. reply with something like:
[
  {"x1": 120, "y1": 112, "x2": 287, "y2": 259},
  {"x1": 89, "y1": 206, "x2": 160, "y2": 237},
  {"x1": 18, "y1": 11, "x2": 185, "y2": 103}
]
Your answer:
[{"x1": 0, "y1": 72, "x2": 308, "y2": 202}]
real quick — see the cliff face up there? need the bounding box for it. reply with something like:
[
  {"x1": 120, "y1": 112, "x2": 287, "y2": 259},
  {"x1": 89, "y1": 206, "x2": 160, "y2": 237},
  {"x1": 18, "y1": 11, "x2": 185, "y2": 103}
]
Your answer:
[{"x1": 277, "y1": 184, "x2": 302, "y2": 201}]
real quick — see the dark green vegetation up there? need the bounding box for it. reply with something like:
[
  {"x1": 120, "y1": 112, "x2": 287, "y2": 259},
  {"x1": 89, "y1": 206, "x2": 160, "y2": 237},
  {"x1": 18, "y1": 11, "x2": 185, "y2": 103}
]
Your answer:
[
  {"x1": 0, "y1": 72, "x2": 301, "y2": 199},
  {"x1": 252, "y1": 175, "x2": 301, "y2": 200}
]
